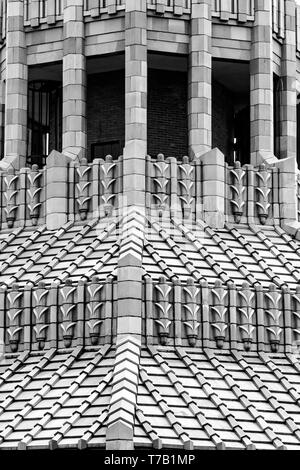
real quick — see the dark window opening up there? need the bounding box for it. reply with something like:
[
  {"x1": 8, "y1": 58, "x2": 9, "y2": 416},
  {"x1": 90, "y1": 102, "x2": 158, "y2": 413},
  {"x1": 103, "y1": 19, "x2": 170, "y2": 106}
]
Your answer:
[
  {"x1": 212, "y1": 59, "x2": 250, "y2": 166},
  {"x1": 147, "y1": 53, "x2": 188, "y2": 159},
  {"x1": 233, "y1": 105, "x2": 250, "y2": 165},
  {"x1": 273, "y1": 73, "x2": 282, "y2": 159},
  {"x1": 91, "y1": 139, "x2": 122, "y2": 160},
  {"x1": 297, "y1": 93, "x2": 300, "y2": 168},
  {"x1": 86, "y1": 55, "x2": 125, "y2": 162},
  {"x1": 27, "y1": 80, "x2": 62, "y2": 168}
]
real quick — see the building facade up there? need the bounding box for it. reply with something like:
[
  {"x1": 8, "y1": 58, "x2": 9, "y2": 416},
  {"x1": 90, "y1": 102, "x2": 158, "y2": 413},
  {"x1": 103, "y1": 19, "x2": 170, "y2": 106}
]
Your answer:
[{"x1": 0, "y1": 0, "x2": 300, "y2": 451}]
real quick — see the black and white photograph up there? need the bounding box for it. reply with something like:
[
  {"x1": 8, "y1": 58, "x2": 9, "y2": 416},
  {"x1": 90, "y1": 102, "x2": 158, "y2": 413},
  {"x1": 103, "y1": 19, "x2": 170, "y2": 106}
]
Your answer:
[{"x1": 0, "y1": 0, "x2": 298, "y2": 458}]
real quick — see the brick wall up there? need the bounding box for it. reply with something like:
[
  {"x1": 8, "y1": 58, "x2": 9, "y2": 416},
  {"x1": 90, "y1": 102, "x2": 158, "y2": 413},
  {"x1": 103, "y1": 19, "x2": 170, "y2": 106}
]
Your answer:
[
  {"x1": 87, "y1": 68, "x2": 189, "y2": 160},
  {"x1": 148, "y1": 69, "x2": 188, "y2": 159},
  {"x1": 86, "y1": 70, "x2": 239, "y2": 163},
  {"x1": 87, "y1": 70, "x2": 125, "y2": 161},
  {"x1": 212, "y1": 78, "x2": 234, "y2": 162},
  {"x1": 35, "y1": 70, "x2": 238, "y2": 163}
]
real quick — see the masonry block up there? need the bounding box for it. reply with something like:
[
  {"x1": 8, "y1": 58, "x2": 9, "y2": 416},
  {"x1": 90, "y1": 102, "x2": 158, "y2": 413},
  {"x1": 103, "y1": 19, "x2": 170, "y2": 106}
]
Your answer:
[
  {"x1": 199, "y1": 147, "x2": 225, "y2": 228},
  {"x1": 45, "y1": 150, "x2": 71, "y2": 230}
]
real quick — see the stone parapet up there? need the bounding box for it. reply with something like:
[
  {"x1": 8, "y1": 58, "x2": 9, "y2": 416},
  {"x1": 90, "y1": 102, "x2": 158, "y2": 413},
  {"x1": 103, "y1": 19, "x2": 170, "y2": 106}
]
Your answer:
[
  {"x1": 144, "y1": 276, "x2": 300, "y2": 354},
  {"x1": 145, "y1": 150, "x2": 294, "y2": 227},
  {"x1": 0, "y1": 276, "x2": 116, "y2": 355},
  {"x1": 0, "y1": 149, "x2": 297, "y2": 231}
]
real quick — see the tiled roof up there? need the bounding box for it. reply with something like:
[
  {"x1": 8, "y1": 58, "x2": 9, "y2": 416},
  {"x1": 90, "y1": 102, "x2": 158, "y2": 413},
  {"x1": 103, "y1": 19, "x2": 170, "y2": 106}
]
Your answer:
[
  {"x1": 0, "y1": 219, "x2": 119, "y2": 287},
  {"x1": 2, "y1": 343, "x2": 300, "y2": 449},
  {"x1": 0, "y1": 346, "x2": 113, "y2": 449},
  {"x1": 143, "y1": 218, "x2": 300, "y2": 289},
  {"x1": 1, "y1": 212, "x2": 300, "y2": 449},
  {"x1": 0, "y1": 217, "x2": 299, "y2": 289}
]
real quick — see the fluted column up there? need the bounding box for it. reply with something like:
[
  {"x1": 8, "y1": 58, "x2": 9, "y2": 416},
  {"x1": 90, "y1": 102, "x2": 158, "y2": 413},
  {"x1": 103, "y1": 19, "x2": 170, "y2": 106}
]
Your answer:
[
  {"x1": 188, "y1": 0, "x2": 212, "y2": 159},
  {"x1": 4, "y1": 0, "x2": 27, "y2": 169},
  {"x1": 250, "y1": 0, "x2": 273, "y2": 165},
  {"x1": 280, "y1": 0, "x2": 297, "y2": 160},
  {"x1": 62, "y1": 0, "x2": 86, "y2": 160}
]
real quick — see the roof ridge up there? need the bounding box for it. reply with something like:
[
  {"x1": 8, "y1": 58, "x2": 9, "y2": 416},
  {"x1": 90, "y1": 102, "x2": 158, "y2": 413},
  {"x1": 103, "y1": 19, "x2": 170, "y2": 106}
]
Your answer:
[
  {"x1": 106, "y1": 337, "x2": 141, "y2": 447},
  {"x1": 117, "y1": 208, "x2": 146, "y2": 268}
]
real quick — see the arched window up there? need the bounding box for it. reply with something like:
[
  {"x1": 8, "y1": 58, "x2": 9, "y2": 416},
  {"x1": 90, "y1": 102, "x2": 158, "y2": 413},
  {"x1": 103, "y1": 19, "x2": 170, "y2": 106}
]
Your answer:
[{"x1": 27, "y1": 81, "x2": 62, "y2": 167}]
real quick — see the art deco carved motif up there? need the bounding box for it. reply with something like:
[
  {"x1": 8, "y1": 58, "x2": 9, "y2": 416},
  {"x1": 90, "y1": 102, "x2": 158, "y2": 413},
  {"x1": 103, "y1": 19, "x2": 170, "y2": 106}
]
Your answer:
[
  {"x1": 27, "y1": 165, "x2": 42, "y2": 226},
  {"x1": 183, "y1": 279, "x2": 200, "y2": 346},
  {"x1": 6, "y1": 284, "x2": 23, "y2": 352},
  {"x1": 178, "y1": 156, "x2": 194, "y2": 219},
  {"x1": 76, "y1": 158, "x2": 91, "y2": 220},
  {"x1": 153, "y1": 154, "x2": 169, "y2": 216},
  {"x1": 32, "y1": 281, "x2": 49, "y2": 350},
  {"x1": 155, "y1": 276, "x2": 172, "y2": 345},
  {"x1": 265, "y1": 284, "x2": 282, "y2": 352},
  {"x1": 86, "y1": 276, "x2": 103, "y2": 345},
  {"x1": 292, "y1": 286, "x2": 300, "y2": 344},
  {"x1": 100, "y1": 156, "x2": 116, "y2": 216},
  {"x1": 211, "y1": 280, "x2": 228, "y2": 349},
  {"x1": 238, "y1": 282, "x2": 255, "y2": 351},
  {"x1": 256, "y1": 164, "x2": 271, "y2": 225},
  {"x1": 60, "y1": 280, "x2": 77, "y2": 347},
  {"x1": 4, "y1": 169, "x2": 19, "y2": 228},
  {"x1": 230, "y1": 161, "x2": 246, "y2": 223}
]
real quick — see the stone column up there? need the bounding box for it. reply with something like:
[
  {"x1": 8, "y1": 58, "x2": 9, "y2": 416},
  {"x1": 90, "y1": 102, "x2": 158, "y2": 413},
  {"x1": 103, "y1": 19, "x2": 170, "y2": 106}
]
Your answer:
[
  {"x1": 4, "y1": 0, "x2": 27, "y2": 169},
  {"x1": 45, "y1": 150, "x2": 70, "y2": 230},
  {"x1": 280, "y1": 0, "x2": 297, "y2": 160},
  {"x1": 188, "y1": 0, "x2": 212, "y2": 159},
  {"x1": 123, "y1": 0, "x2": 147, "y2": 208},
  {"x1": 116, "y1": 0, "x2": 147, "y2": 345},
  {"x1": 108, "y1": 0, "x2": 147, "y2": 449},
  {"x1": 62, "y1": 0, "x2": 86, "y2": 161},
  {"x1": 250, "y1": 0, "x2": 273, "y2": 165}
]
